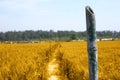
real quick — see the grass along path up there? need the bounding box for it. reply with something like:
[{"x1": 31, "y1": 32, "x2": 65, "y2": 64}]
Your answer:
[{"x1": 44, "y1": 44, "x2": 67, "y2": 80}]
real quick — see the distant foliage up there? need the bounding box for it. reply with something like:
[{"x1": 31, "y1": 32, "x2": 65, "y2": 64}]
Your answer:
[
  {"x1": 70, "y1": 34, "x2": 77, "y2": 40},
  {"x1": 0, "y1": 30, "x2": 120, "y2": 41}
]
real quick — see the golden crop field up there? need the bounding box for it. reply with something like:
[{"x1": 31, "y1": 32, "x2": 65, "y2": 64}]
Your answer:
[{"x1": 0, "y1": 40, "x2": 120, "y2": 80}]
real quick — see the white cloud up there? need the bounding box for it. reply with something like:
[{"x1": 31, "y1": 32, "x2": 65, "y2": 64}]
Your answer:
[
  {"x1": 0, "y1": 0, "x2": 53, "y2": 16},
  {"x1": 0, "y1": 0, "x2": 37, "y2": 10}
]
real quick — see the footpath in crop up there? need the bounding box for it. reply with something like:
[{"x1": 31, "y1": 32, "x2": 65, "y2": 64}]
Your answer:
[
  {"x1": 43, "y1": 43, "x2": 67, "y2": 80},
  {"x1": 42, "y1": 42, "x2": 85, "y2": 80}
]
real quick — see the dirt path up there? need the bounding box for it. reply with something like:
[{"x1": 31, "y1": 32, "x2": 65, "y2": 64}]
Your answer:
[
  {"x1": 47, "y1": 47, "x2": 61, "y2": 80},
  {"x1": 43, "y1": 44, "x2": 67, "y2": 80}
]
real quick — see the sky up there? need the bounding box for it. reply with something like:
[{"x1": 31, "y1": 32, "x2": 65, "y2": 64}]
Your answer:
[{"x1": 0, "y1": 0, "x2": 120, "y2": 32}]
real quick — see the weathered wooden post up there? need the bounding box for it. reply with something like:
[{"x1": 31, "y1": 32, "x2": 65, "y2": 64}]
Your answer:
[{"x1": 86, "y1": 6, "x2": 98, "y2": 80}]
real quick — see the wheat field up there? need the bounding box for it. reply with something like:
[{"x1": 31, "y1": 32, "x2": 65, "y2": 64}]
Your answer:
[{"x1": 0, "y1": 40, "x2": 120, "y2": 80}]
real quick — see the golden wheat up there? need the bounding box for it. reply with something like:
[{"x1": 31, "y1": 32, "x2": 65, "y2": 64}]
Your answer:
[{"x1": 0, "y1": 40, "x2": 120, "y2": 80}]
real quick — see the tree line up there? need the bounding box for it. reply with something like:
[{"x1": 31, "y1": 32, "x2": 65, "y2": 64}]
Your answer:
[{"x1": 0, "y1": 30, "x2": 119, "y2": 41}]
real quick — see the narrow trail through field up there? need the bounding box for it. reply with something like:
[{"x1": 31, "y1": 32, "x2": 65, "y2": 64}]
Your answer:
[
  {"x1": 44, "y1": 43, "x2": 67, "y2": 80},
  {"x1": 47, "y1": 50, "x2": 61, "y2": 80}
]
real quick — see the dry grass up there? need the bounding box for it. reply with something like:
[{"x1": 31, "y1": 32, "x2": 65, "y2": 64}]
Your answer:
[{"x1": 0, "y1": 40, "x2": 120, "y2": 80}]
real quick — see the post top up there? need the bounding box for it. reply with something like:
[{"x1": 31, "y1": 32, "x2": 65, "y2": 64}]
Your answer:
[{"x1": 86, "y1": 6, "x2": 94, "y2": 14}]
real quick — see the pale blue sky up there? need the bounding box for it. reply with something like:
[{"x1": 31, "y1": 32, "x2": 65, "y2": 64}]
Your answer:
[{"x1": 0, "y1": 0, "x2": 120, "y2": 32}]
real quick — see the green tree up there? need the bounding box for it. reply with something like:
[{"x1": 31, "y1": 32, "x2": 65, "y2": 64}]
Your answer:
[{"x1": 70, "y1": 34, "x2": 77, "y2": 40}]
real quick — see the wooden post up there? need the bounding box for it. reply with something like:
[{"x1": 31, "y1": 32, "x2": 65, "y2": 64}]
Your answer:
[{"x1": 86, "y1": 6, "x2": 98, "y2": 80}]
